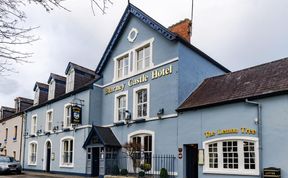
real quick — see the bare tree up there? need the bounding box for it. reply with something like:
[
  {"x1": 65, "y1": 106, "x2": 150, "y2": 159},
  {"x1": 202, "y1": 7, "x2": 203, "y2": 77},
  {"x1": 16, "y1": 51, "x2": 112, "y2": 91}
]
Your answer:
[
  {"x1": 123, "y1": 141, "x2": 142, "y2": 173},
  {"x1": 0, "y1": 0, "x2": 113, "y2": 74}
]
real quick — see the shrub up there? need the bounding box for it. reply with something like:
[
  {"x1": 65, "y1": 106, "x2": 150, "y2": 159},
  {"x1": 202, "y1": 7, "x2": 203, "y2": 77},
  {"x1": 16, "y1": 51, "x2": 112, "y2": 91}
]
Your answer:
[
  {"x1": 160, "y1": 168, "x2": 168, "y2": 178},
  {"x1": 111, "y1": 165, "x2": 120, "y2": 175},
  {"x1": 138, "y1": 171, "x2": 145, "y2": 177},
  {"x1": 120, "y1": 168, "x2": 128, "y2": 176},
  {"x1": 140, "y1": 163, "x2": 151, "y2": 172}
]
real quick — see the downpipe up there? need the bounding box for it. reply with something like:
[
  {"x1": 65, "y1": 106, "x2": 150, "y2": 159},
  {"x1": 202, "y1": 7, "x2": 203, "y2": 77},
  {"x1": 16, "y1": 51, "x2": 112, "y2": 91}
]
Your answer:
[{"x1": 245, "y1": 99, "x2": 262, "y2": 177}]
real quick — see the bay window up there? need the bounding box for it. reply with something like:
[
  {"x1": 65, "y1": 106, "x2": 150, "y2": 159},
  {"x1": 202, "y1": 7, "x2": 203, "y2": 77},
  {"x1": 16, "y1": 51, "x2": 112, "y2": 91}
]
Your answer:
[{"x1": 204, "y1": 137, "x2": 259, "y2": 175}]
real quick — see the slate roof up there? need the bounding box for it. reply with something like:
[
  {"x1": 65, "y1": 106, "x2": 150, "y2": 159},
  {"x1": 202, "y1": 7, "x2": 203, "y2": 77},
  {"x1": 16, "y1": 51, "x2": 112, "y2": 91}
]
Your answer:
[
  {"x1": 65, "y1": 62, "x2": 95, "y2": 76},
  {"x1": 95, "y1": 3, "x2": 229, "y2": 74},
  {"x1": 48, "y1": 73, "x2": 66, "y2": 83},
  {"x1": 177, "y1": 57, "x2": 288, "y2": 111},
  {"x1": 83, "y1": 126, "x2": 121, "y2": 148}
]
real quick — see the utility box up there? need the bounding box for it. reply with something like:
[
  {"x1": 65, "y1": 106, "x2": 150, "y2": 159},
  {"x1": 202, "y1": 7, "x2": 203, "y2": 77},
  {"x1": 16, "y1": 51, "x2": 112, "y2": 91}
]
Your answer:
[{"x1": 263, "y1": 167, "x2": 281, "y2": 178}]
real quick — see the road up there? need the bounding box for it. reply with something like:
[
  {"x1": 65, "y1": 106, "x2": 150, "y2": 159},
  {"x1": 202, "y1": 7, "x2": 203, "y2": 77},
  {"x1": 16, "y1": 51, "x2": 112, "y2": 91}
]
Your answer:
[{"x1": 0, "y1": 172, "x2": 92, "y2": 178}]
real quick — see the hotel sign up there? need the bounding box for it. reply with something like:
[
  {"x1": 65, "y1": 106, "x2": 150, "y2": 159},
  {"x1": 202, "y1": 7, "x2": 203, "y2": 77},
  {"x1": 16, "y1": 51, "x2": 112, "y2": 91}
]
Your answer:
[
  {"x1": 104, "y1": 65, "x2": 173, "y2": 95},
  {"x1": 71, "y1": 105, "x2": 82, "y2": 125},
  {"x1": 204, "y1": 128, "x2": 256, "y2": 138}
]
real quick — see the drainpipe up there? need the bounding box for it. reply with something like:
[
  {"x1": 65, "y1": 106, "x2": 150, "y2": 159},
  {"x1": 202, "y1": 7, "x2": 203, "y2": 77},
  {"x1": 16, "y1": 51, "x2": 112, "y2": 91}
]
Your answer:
[
  {"x1": 245, "y1": 99, "x2": 262, "y2": 177},
  {"x1": 22, "y1": 111, "x2": 27, "y2": 170}
]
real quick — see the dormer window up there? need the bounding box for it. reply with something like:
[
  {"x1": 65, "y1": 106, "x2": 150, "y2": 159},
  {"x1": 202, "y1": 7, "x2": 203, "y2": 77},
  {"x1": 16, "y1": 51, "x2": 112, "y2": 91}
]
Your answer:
[
  {"x1": 48, "y1": 79, "x2": 56, "y2": 100},
  {"x1": 34, "y1": 87, "x2": 39, "y2": 105},
  {"x1": 66, "y1": 69, "x2": 75, "y2": 93}
]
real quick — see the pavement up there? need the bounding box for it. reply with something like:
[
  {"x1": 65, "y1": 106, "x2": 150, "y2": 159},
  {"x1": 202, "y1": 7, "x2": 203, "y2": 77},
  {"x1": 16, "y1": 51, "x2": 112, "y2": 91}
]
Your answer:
[{"x1": 0, "y1": 171, "x2": 97, "y2": 178}]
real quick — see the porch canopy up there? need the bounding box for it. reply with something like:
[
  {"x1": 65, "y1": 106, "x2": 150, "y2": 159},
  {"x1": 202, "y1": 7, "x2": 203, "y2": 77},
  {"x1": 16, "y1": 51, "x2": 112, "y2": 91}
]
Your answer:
[{"x1": 83, "y1": 126, "x2": 121, "y2": 148}]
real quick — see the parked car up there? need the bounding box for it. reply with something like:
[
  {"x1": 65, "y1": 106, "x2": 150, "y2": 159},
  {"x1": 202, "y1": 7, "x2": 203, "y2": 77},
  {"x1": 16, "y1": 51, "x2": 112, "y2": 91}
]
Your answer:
[{"x1": 0, "y1": 156, "x2": 22, "y2": 174}]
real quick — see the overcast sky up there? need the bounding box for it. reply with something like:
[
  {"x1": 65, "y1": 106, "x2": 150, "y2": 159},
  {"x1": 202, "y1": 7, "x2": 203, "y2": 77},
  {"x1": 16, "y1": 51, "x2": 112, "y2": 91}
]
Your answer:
[{"x1": 1, "y1": 0, "x2": 288, "y2": 107}]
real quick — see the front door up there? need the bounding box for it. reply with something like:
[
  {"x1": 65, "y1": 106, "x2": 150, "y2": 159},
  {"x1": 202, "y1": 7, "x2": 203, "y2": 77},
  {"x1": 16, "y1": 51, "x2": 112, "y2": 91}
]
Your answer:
[
  {"x1": 92, "y1": 147, "x2": 100, "y2": 176},
  {"x1": 186, "y1": 144, "x2": 198, "y2": 178},
  {"x1": 46, "y1": 142, "x2": 51, "y2": 172}
]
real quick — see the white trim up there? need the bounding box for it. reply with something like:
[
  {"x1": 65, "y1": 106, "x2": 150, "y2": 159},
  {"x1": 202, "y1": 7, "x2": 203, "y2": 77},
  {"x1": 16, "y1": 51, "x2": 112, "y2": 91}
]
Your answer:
[
  {"x1": 43, "y1": 139, "x2": 52, "y2": 171},
  {"x1": 127, "y1": 28, "x2": 139, "y2": 42},
  {"x1": 28, "y1": 141, "x2": 38, "y2": 166},
  {"x1": 133, "y1": 84, "x2": 150, "y2": 120},
  {"x1": 59, "y1": 136, "x2": 75, "y2": 168},
  {"x1": 203, "y1": 136, "x2": 259, "y2": 176},
  {"x1": 31, "y1": 114, "x2": 37, "y2": 135},
  {"x1": 45, "y1": 109, "x2": 53, "y2": 132},
  {"x1": 94, "y1": 57, "x2": 178, "y2": 88},
  {"x1": 114, "y1": 90, "x2": 128, "y2": 123},
  {"x1": 147, "y1": 113, "x2": 178, "y2": 121},
  {"x1": 127, "y1": 130, "x2": 155, "y2": 173}
]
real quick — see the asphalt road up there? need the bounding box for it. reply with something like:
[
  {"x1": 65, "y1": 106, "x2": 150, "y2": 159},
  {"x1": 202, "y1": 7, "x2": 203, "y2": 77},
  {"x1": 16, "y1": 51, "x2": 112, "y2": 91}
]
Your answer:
[{"x1": 0, "y1": 172, "x2": 90, "y2": 178}]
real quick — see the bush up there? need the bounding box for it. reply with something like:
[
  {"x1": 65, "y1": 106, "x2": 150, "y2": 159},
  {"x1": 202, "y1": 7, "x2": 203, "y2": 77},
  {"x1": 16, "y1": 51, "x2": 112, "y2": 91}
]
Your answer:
[
  {"x1": 138, "y1": 171, "x2": 145, "y2": 177},
  {"x1": 120, "y1": 168, "x2": 128, "y2": 176},
  {"x1": 160, "y1": 168, "x2": 168, "y2": 178},
  {"x1": 111, "y1": 165, "x2": 120, "y2": 175},
  {"x1": 140, "y1": 163, "x2": 151, "y2": 172}
]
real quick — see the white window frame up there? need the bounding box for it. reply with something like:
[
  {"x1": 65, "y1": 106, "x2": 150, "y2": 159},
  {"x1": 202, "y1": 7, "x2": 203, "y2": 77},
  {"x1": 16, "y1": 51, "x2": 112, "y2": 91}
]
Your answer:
[
  {"x1": 203, "y1": 136, "x2": 259, "y2": 176},
  {"x1": 66, "y1": 68, "x2": 75, "y2": 93},
  {"x1": 127, "y1": 130, "x2": 155, "y2": 173},
  {"x1": 48, "y1": 79, "x2": 56, "y2": 100},
  {"x1": 46, "y1": 109, "x2": 53, "y2": 132},
  {"x1": 31, "y1": 114, "x2": 37, "y2": 135},
  {"x1": 133, "y1": 84, "x2": 150, "y2": 120},
  {"x1": 34, "y1": 87, "x2": 39, "y2": 105},
  {"x1": 113, "y1": 38, "x2": 154, "y2": 82},
  {"x1": 114, "y1": 91, "x2": 128, "y2": 123},
  {"x1": 63, "y1": 103, "x2": 72, "y2": 129},
  {"x1": 28, "y1": 141, "x2": 38, "y2": 166},
  {"x1": 116, "y1": 55, "x2": 129, "y2": 79},
  {"x1": 136, "y1": 44, "x2": 151, "y2": 72},
  {"x1": 59, "y1": 136, "x2": 74, "y2": 167}
]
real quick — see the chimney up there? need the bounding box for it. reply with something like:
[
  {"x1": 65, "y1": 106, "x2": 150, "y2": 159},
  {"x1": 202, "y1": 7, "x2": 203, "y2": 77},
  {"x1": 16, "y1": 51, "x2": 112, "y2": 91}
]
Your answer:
[
  {"x1": 14, "y1": 97, "x2": 33, "y2": 113},
  {"x1": 168, "y1": 18, "x2": 192, "y2": 42},
  {"x1": 0, "y1": 106, "x2": 16, "y2": 119}
]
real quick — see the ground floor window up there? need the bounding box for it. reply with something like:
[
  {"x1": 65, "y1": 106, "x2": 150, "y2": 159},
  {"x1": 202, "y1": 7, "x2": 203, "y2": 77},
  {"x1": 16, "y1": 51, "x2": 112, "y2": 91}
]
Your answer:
[
  {"x1": 60, "y1": 137, "x2": 74, "y2": 167},
  {"x1": 131, "y1": 133, "x2": 153, "y2": 165},
  {"x1": 29, "y1": 142, "x2": 37, "y2": 165},
  {"x1": 203, "y1": 137, "x2": 259, "y2": 175}
]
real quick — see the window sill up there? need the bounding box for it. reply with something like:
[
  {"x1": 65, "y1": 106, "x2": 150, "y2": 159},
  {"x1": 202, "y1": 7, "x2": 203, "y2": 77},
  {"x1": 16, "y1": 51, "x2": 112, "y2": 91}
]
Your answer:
[
  {"x1": 29, "y1": 134, "x2": 37, "y2": 137},
  {"x1": 28, "y1": 163, "x2": 37, "y2": 166},
  {"x1": 203, "y1": 169, "x2": 260, "y2": 176},
  {"x1": 60, "y1": 164, "x2": 74, "y2": 168},
  {"x1": 62, "y1": 127, "x2": 72, "y2": 132},
  {"x1": 133, "y1": 118, "x2": 146, "y2": 123}
]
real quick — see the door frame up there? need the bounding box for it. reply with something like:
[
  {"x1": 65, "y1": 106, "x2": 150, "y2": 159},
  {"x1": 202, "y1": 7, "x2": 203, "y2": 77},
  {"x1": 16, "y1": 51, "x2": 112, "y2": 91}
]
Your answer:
[
  {"x1": 43, "y1": 139, "x2": 52, "y2": 172},
  {"x1": 185, "y1": 144, "x2": 198, "y2": 178}
]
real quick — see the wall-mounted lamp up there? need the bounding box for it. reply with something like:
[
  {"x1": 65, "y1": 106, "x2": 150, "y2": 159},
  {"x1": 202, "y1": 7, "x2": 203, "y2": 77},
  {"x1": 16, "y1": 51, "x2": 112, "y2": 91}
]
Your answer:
[
  {"x1": 125, "y1": 110, "x2": 132, "y2": 127},
  {"x1": 157, "y1": 108, "x2": 164, "y2": 119}
]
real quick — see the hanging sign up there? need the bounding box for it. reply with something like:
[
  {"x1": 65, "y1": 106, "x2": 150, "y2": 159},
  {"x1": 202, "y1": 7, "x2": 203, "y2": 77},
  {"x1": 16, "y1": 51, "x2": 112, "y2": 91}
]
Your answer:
[{"x1": 71, "y1": 105, "x2": 82, "y2": 124}]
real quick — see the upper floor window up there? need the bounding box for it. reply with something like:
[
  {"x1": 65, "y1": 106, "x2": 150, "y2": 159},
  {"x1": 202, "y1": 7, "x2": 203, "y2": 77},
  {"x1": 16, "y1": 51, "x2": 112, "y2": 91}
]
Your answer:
[
  {"x1": 14, "y1": 126, "x2": 17, "y2": 140},
  {"x1": 136, "y1": 45, "x2": 150, "y2": 71},
  {"x1": 117, "y1": 55, "x2": 129, "y2": 79},
  {"x1": 61, "y1": 137, "x2": 74, "y2": 167},
  {"x1": 29, "y1": 142, "x2": 37, "y2": 165},
  {"x1": 203, "y1": 137, "x2": 259, "y2": 175},
  {"x1": 34, "y1": 87, "x2": 39, "y2": 105},
  {"x1": 114, "y1": 91, "x2": 128, "y2": 122},
  {"x1": 64, "y1": 104, "x2": 72, "y2": 128},
  {"x1": 46, "y1": 110, "x2": 53, "y2": 132},
  {"x1": 5, "y1": 128, "x2": 8, "y2": 141},
  {"x1": 31, "y1": 115, "x2": 37, "y2": 135},
  {"x1": 113, "y1": 38, "x2": 154, "y2": 82},
  {"x1": 48, "y1": 79, "x2": 55, "y2": 100},
  {"x1": 66, "y1": 69, "x2": 75, "y2": 93}
]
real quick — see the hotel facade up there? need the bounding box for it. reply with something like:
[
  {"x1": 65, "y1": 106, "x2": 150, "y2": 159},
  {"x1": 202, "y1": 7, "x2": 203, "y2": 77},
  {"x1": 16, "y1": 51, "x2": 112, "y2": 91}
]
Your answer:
[{"x1": 19, "y1": 3, "x2": 288, "y2": 178}]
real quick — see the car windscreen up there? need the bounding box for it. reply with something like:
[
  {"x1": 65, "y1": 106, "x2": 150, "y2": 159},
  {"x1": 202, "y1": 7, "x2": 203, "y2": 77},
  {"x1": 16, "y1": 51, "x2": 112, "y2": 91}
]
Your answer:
[{"x1": 0, "y1": 157, "x2": 11, "y2": 162}]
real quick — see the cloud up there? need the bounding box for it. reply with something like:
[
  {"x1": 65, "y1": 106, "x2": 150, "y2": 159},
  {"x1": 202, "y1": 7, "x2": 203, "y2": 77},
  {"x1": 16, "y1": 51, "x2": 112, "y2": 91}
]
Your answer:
[{"x1": 0, "y1": 77, "x2": 19, "y2": 95}]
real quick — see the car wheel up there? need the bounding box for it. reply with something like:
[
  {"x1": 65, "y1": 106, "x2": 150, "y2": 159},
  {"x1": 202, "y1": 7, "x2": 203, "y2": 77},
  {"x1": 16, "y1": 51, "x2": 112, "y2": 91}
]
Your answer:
[{"x1": 17, "y1": 170, "x2": 21, "y2": 174}]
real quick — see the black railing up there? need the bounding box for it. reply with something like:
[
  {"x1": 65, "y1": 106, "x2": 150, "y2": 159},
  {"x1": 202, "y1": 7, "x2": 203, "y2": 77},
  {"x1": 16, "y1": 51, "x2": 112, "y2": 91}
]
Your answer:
[{"x1": 106, "y1": 154, "x2": 176, "y2": 177}]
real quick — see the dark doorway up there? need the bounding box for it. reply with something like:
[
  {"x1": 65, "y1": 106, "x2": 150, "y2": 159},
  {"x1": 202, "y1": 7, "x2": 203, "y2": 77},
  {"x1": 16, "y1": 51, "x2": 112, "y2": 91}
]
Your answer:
[
  {"x1": 46, "y1": 141, "x2": 51, "y2": 172},
  {"x1": 186, "y1": 144, "x2": 198, "y2": 178},
  {"x1": 92, "y1": 147, "x2": 100, "y2": 176}
]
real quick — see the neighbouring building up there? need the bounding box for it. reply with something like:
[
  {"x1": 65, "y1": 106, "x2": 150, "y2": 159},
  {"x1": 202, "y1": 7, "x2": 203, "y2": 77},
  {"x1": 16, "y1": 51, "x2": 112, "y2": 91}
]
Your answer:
[
  {"x1": 0, "y1": 97, "x2": 33, "y2": 161},
  {"x1": 22, "y1": 63, "x2": 101, "y2": 175}
]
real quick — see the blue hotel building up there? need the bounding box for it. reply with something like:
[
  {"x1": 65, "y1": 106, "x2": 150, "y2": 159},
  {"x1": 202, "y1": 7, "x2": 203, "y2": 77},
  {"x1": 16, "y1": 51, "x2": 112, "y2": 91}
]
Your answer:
[{"x1": 23, "y1": 3, "x2": 288, "y2": 178}]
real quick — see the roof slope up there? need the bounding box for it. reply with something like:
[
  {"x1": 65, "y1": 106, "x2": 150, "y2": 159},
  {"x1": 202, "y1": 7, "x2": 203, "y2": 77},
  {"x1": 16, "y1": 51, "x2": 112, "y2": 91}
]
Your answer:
[
  {"x1": 95, "y1": 3, "x2": 229, "y2": 74},
  {"x1": 178, "y1": 57, "x2": 288, "y2": 111}
]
